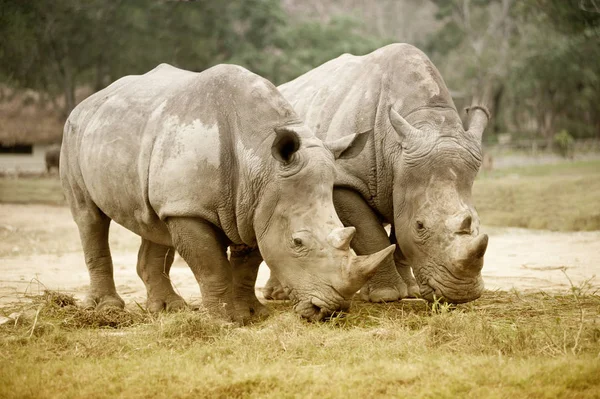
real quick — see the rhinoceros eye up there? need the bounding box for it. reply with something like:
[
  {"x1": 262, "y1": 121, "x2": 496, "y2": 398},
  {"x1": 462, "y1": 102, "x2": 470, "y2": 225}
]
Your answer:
[
  {"x1": 291, "y1": 231, "x2": 312, "y2": 252},
  {"x1": 416, "y1": 221, "x2": 425, "y2": 230}
]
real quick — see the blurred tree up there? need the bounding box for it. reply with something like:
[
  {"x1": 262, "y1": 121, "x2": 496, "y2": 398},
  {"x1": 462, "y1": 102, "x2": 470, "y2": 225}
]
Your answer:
[
  {"x1": 425, "y1": 0, "x2": 600, "y2": 141},
  {"x1": 0, "y1": 0, "x2": 386, "y2": 120},
  {"x1": 282, "y1": 0, "x2": 440, "y2": 45},
  {"x1": 0, "y1": 0, "x2": 110, "y2": 117},
  {"x1": 508, "y1": 0, "x2": 600, "y2": 141},
  {"x1": 267, "y1": 15, "x2": 391, "y2": 85},
  {"x1": 0, "y1": 1, "x2": 249, "y2": 116},
  {"x1": 425, "y1": 0, "x2": 515, "y2": 135}
]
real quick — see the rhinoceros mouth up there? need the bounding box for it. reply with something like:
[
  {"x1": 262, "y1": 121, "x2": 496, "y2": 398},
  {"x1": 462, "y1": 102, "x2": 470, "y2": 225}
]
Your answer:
[
  {"x1": 416, "y1": 265, "x2": 484, "y2": 304},
  {"x1": 286, "y1": 287, "x2": 350, "y2": 321},
  {"x1": 293, "y1": 300, "x2": 349, "y2": 321}
]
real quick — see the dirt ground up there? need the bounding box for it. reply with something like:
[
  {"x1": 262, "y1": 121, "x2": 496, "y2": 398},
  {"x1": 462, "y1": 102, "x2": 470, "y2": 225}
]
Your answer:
[{"x1": 1, "y1": 203, "x2": 599, "y2": 308}]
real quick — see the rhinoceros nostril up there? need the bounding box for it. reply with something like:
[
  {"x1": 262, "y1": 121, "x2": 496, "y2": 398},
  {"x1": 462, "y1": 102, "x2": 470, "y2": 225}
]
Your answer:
[
  {"x1": 457, "y1": 214, "x2": 472, "y2": 234},
  {"x1": 339, "y1": 299, "x2": 351, "y2": 312},
  {"x1": 305, "y1": 302, "x2": 325, "y2": 322}
]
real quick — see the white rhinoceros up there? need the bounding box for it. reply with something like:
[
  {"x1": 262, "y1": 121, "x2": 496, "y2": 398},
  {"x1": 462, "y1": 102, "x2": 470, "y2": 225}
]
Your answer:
[
  {"x1": 60, "y1": 63, "x2": 394, "y2": 322},
  {"x1": 265, "y1": 43, "x2": 490, "y2": 304}
]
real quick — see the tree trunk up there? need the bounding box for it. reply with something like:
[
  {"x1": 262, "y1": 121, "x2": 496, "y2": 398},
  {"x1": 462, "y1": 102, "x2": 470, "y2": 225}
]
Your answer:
[
  {"x1": 40, "y1": 76, "x2": 61, "y2": 114},
  {"x1": 492, "y1": 84, "x2": 504, "y2": 133},
  {"x1": 540, "y1": 109, "x2": 555, "y2": 150},
  {"x1": 470, "y1": 79, "x2": 494, "y2": 109},
  {"x1": 62, "y1": 63, "x2": 76, "y2": 119}
]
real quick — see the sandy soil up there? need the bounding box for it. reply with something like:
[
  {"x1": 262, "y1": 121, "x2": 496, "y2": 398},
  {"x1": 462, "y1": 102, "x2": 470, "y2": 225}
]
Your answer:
[{"x1": 1, "y1": 204, "x2": 599, "y2": 308}]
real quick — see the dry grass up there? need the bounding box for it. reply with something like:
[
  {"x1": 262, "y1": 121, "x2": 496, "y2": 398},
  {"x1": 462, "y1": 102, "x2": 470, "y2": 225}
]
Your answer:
[
  {"x1": 1, "y1": 287, "x2": 599, "y2": 398},
  {"x1": 1, "y1": 157, "x2": 598, "y2": 397}
]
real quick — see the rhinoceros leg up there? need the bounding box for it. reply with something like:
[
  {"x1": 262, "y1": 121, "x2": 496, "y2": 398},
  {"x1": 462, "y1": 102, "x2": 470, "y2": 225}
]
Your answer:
[
  {"x1": 63, "y1": 165, "x2": 124, "y2": 309},
  {"x1": 229, "y1": 245, "x2": 269, "y2": 324},
  {"x1": 74, "y1": 207, "x2": 125, "y2": 310},
  {"x1": 167, "y1": 217, "x2": 235, "y2": 320},
  {"x1": 333, "y1": 188, "x2": 408, "y2": 302},
  {"x1": 389, "y1": 227, "x2": 420, "y2": 297},
  {"x1": 136, "y1": 238, "x2": 186, "y2": 312}
]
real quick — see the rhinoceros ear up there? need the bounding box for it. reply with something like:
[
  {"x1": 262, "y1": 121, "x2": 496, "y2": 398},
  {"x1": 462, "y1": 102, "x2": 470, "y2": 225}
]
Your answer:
[
  {"x1": 325, "y1": 129, "x2": 371, "y2": 160},
  {"x1": 272, "y1": 126, "x2": 301, "y2": 164},
  {"x1": 389, "y1": 107, "x2": 423, "y2": 145}
]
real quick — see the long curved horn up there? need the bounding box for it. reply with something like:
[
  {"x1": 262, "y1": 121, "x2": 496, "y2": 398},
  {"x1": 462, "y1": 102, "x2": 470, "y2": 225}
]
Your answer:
[
  {"x1": 341, "y1": 244, "x2": 395, "y2": 293},
  {"x1": 389, "y1": 107, "x2": 422, "y2": 141},
  {"x1": 465, "y1": 105, "x2": 490, "y2": 142},
  {"x1": 458, "y1": 234, "x2": 489, "y2": 274}
]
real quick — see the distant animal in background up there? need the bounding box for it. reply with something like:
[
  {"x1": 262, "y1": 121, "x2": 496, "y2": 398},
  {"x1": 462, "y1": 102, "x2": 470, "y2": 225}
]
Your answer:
[{"x1": 45, "y1": 144, "x2": 61, "y2": 173}]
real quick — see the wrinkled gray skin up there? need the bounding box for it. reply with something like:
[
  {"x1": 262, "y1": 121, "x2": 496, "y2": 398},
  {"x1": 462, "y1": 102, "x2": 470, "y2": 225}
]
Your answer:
[
  {"x1": 60, "y1": 64, "x2": 394, "y2": 323},
  {"x1": 45, "y1": 144, "x2": 61, "y2": 173},
  {"x1": 266, "y1": 43, "x2": 490, "y2": 304}
]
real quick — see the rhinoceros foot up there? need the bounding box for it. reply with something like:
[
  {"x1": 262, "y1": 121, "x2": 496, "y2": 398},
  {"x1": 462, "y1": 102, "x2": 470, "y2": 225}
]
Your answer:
[
  {"x1": 262, "y1": 275, "x2": 289, "y2": 300},
  {"x1": 83, "y1": 293, "x2": 125, "y2": 310},
  {"x1": 146, "y1": 293, "x2": 186, "y2": 313}
]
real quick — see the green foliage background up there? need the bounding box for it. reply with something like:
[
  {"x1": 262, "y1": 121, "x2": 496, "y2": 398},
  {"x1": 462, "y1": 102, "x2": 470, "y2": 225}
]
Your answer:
[
  {"x1": 0, "y1": 0, "x2": 598, "y2": 141},
  {"x1": 0, "y1": 0, "x2": 391, "y2": 118}
]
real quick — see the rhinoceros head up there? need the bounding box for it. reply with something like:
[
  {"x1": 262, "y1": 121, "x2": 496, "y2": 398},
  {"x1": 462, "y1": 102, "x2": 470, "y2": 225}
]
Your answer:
[
  {"x1": 388, "y1": 106, "x2": 490, "y2": 303},
  {"x1": 256, "y1": 125, "x2": 395, "y2": 320}
]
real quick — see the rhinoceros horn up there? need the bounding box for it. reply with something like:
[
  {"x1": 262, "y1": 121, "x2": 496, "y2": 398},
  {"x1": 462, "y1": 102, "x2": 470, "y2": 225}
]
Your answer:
[
  {"x1": 341, "y1": 244, "x2": 396, "y2": 291},
  {"x1": 328, "y1": 227, "x2": 356, "y2": 250},
  {"x1": 389, "y1": 107, "x2": 422, "y2": 140},
  {"x1": 459, "y1": 234, "x2": 489, "y2": 273},
  {"x1": 467, "y1": 233, "x2": 489, "y2": 260}
]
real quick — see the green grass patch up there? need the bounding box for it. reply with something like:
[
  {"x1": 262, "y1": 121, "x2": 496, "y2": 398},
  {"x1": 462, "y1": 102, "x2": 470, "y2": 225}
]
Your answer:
[
  {"x1": 479, "y1": 159, "x2": 600, "y2": 179},
  {"x1": 0, "y1": 175, "x2": 64, "y2": 205},
  {"x1": 1, "y1": 160, "x2": 599, "y2": 231},
  {"x1": 1, "y1": 289, "x2": 599, "y2": 398},
  {"x1": 474, "y1": 159, "x2": 600, "y2": 231}
]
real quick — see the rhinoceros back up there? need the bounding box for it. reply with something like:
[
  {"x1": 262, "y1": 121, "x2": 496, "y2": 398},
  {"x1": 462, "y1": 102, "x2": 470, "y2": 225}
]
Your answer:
[
  {"x1": 279, "y1": 43, "x2": 457, "y2": 140},
  {"x1": 278, "y1": 43, "x2": 461, "y2": 219},
  {"x1": 61, "y1": 64, "x2": 297, "y2": 246}
]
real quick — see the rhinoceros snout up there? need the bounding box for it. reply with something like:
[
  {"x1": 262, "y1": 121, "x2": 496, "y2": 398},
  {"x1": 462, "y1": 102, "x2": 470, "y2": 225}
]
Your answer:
[{"x1": 420, "y1": 275, "x2": 484, "y2": 304}]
